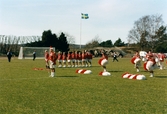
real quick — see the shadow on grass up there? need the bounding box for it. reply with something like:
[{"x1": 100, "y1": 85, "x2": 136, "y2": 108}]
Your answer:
[
  {"x1": 139, "y1": 70, "x2": 148, "y2": 72},
  {"x1": 91, "y1": 66, "x2": 101, "y2": 67},
  {"x1": 154, "y1": 76, "x2": 167, "y2": 78},
  {"x1": 108, "y1": 70, "x2": 124, "y2": 72},
  {"x1": 58, "y1": 76, "x2": 79, "y2": 78}
]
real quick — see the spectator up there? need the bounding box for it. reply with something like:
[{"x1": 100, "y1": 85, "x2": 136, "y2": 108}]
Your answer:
[
  {"x1": 112, "y1": 52, "x2": 118, "y2": 62},
  {"x1": 7, "y1": 50, "x2": 12, "y2": 62},
  {"x1": 33, "y1": 50, "x2": 36, "y2": 61}
]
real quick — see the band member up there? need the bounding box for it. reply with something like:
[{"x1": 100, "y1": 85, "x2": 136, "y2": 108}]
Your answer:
[
  {"x1": 85, "y1": 51, "x2": 89, "y2": 67},
  {"x1": 99, "y1": 52, "x2": 108, "y2": 72},
  {"x1": 144, "y1": 50, "x2": 158, "y2": 77},
  {"x1": 71, "y1": 51, "x2": 76, "y2": 67},
  {"x1": 87, "y1": 51, "x2": 93, "y2": 67},
  {"x1": 62, "y1": 52, "x2": 67, "y2": 67},
  {"x1": 75, "y1": 51, "x2": 79, "y2": 67},
  {"x1": 49, "y1": 48, "x2": 57, "y2": 77},
  {"x1": 131, "y1": 51, "x2": 141, "y2": 72},
  {"x1": 67, "y1": 51, "x2": 72, "y2": 67},
  {"x1": 44, "y1": 50, "x2": 50, "y2": 69},
  {"x1": 158, "y1": 53, "x2": 166, "y2": 70},
  {"x1": 57, "y1": 51, "x2": 62, "y2": 67},
  {"x1": 78, "y1": 51, "x2": 82, "y2": 67},
  {"x1": 82, "y1": 50, "x2": 86, "y2": 67}
]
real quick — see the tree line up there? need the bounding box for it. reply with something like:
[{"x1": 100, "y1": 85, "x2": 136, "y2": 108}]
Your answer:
[
  {"x1": 85, "y1": 37, "x2": 126, "y2": 48},
  {"x1": 26, "y1": 30, "x2": 69, "y2": 52}
]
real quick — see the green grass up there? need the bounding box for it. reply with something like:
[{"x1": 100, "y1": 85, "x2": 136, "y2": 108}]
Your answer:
[{"x1": 0, "y1": 57, "x2": 167, "y2": 114}]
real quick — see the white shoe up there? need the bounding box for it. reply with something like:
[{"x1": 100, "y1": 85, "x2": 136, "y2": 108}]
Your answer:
[
  {"x1": 150, "y1": 74, "x2": 153, "y2": 77},
  {"x1": 137, "y1": 69, "x2": 139, "y2": 72}
]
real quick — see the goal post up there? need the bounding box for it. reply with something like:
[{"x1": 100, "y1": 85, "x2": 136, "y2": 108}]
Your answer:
[{"x1": 18, "y1": 47, "x2": 55, "y2": 59}]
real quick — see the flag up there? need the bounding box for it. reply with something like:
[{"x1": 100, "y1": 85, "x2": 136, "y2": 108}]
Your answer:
[{"x1": 81, "y1": 13, "x2": 89, "y2": 19}]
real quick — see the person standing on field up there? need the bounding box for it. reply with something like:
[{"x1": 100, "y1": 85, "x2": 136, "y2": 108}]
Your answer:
[
  {"x1": 87, "y1": 51, "x2": 93, "y2": 67},
  {"x1": 49, "y1": 48, "x2": 57, "y2": 77},
  {"x1": 7, "y1": 50, "x2": 12, "y2": 62},
  {"x1": 112, "y1": 51, "x2": 118, "y2": 62},
  {"x1": 44, "y1": 50, "x2": 50, "y2": 69},
  {"x1": 99, "y1": 52, "x2": 108, "y2": 72},
  {"x1": 62, "y1": 52, "x2": 67, "y2": 67},
  {"x1": 131, "y1": 51, "x2": 141, "y2": 72},
  {"x1": 67, "y1": 51, "x2": 72, "y2": 67},
  {"x1": 78, "y1": 51, "x2": 82, "y2": 67},
  {"x1": 81, "y1": 50, "x2": 86, "y2": 67},
  {"x1": 33, "y1": 50, "x2": 36, "y2": 61},
  {"x1": 144, "y1": 50, "x2": 158, "y2": 77},
  {"x1": 57, "y1": 51, "x2": 62, "y2": 67},
  {"x1": 71, "y1": 51, "x2": 76, "y2": 67},
  {"x1": 158, "y1": 53, "x2": 165, "y2": 70}
]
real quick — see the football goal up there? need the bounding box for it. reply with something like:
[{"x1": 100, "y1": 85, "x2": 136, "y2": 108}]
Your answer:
[{"x1": 18, "y1": 47, "x2": 55, "y2": 59}]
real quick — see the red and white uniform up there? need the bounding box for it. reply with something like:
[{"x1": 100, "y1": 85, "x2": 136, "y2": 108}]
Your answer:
[
  {"x1": 158, "y1": 53, "x2": 165, "y2": 62},
  {"x1": 45, "y1": 51, "x2": 49, "y2": 62},
  {"x1": 62, "y1": 53, "x2": 67, "y2": 62},
  {"x1": 147, "y1": 53, "x2": 156, "y2": 63},
  {"x1": 49, "y1": 52, "x2": 57, "y2": 68},
  {"x1": 82, "y1": 52, "x2": 86, "y2": 61},
  {"x1": 75, "y1": 52, "x2": 79, "y2": 62},
  {"x1": 87, "y1": 52, "x2": 93, "y2": 63},
  {"x1": 102, "y1": 53, "x2": 108, "y2": 60},
  {"x1": 67, "y1": 52, "x2": 72, "y2": 62},
  {"x1": 131, "y1": 52, "x2": 141, "y2": 65},
  {"x1": 57, "y1": 53, "x2": 62, "y2": 62},
  {"x1": 71, "y1": 52, "x2": 76, "y2": 62},
  {"x1": 98, "y1": 53, "x2": 108, "y2": 66},
  {"x1": 78, "y1": 52, "x2": 82, "y2": 61},
  {"x1": 144, "y1": 52, "x2": 158, "y2": 71},
  {"x1": 62, "y1": 52, "x2": 67, "y2": 67},
  {"x1": 158, "y1": 53, "x2": 166, "y2": 70},
  {"x1": 87, "y1": 53, "x2": 93, "y2": 60}
]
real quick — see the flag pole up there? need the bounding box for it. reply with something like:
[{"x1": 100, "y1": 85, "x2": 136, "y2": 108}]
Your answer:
[
  {"x1": 80, "y1": 13, "x2": 89, "y2": 49},
  {"x1": 80, "y1": 15, "x2": 82, "y2": 49}
]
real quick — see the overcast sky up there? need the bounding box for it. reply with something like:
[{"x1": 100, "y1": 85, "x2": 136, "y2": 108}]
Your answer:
[{"x1": 0, "y1": 0, "x2": 167, "y2": 45}]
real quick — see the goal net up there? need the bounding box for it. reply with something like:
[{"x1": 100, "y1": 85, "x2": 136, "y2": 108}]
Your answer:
[{"x1": 18, "y1": 47, "x2": 55, "y2": 59}]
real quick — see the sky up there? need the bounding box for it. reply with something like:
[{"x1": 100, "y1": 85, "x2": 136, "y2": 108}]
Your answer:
[{"x1": 0, "y1": 0, "x2": 167, "y2": 45}]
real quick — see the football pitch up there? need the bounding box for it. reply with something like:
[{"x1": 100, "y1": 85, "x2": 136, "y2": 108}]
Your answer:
[{"x1": 0, "y1": 57, "x2": 167, "y2": 114}]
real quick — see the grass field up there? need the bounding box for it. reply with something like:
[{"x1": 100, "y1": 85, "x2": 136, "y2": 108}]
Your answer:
[{"x1": 0, "y1": 57, "x2": 167, "y2": 114}]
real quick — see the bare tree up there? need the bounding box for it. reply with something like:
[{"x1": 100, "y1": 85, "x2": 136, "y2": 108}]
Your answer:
[
  {"x1": 128, "y1": 14, "x2": 164, "y2": 51},
  {"x1": 62, "y1": 32, "x2": 76, "y2": 50},
  {"x1": 64, "y1": 33, "x2": 75, "y2": 45},
  {"x1": 0, "y1": 35, "x2": 42, "y2": 55},
  {"x1": 85, "y1": 35, "x2": 101, "y2": 49}
]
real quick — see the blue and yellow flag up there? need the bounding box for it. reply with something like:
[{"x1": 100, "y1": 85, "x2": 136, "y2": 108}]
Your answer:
[{"x1": 81, "y1": 13, "x2": 89, "y2": 19}]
